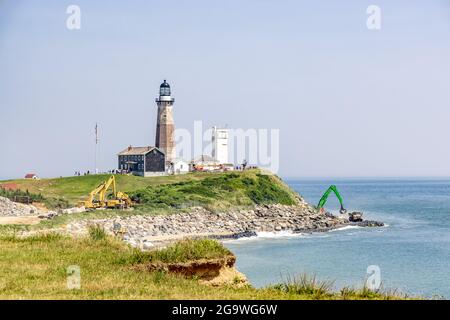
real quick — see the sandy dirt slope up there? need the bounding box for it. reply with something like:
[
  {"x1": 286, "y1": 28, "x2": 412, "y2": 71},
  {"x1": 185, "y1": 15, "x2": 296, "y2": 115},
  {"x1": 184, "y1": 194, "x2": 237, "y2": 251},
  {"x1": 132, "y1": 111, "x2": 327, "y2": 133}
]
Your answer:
[{"x1": 0, "y1": 216, "x2": 41, "y2": 225}]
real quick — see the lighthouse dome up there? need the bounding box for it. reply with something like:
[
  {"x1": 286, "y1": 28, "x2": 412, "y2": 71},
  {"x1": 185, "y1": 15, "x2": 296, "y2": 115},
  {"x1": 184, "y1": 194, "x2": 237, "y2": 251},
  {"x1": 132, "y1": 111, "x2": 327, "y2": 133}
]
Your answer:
[{"x1": 159, "y1": 80, "x2": 171, "y2": 96}]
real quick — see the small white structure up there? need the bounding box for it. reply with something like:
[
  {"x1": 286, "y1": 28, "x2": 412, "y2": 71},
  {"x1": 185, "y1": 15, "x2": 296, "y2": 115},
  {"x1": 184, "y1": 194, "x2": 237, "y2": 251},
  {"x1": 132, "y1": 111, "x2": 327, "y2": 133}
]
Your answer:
[
  {"x1": 171, "y1": 158, "x2": 189, "y2": 174},
  {"x1": 24, "y1": 173, "x2": 38, "y2": 180},
  {"x1": 190, "y1": 155, "x2": 222, "y2": 172},
  {"x1": 211, "y1": 126, "x2": 229, "y2": 164}
]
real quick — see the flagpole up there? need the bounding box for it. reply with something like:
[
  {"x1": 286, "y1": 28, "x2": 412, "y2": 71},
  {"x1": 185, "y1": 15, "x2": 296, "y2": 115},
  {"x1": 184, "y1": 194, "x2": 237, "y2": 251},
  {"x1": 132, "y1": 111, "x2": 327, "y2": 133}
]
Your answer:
[{"x1": 95, "y1": 123, "x2": 99, "y2": 174}]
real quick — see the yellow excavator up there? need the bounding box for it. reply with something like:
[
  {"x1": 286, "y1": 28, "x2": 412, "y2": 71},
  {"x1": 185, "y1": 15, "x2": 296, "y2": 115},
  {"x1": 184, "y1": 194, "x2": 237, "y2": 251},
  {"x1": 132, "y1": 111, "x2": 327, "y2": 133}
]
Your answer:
[{"x1": 78, "y1": 175, "x2": 134, "y2": 210}]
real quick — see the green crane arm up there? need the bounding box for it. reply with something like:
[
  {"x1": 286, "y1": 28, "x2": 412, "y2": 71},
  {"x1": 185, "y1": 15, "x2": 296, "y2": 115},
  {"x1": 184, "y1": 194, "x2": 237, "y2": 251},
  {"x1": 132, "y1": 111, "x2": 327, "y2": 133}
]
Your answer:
[{"x1": 317, "y1": 185, "x2": 346, "y2": 214}]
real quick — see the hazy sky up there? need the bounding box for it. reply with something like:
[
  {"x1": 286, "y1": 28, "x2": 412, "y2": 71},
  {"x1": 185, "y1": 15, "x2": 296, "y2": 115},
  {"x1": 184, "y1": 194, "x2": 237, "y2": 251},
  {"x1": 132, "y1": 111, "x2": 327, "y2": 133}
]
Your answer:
[{"x1": 1, "y1": 0, "x2": 450, "y2": 179}]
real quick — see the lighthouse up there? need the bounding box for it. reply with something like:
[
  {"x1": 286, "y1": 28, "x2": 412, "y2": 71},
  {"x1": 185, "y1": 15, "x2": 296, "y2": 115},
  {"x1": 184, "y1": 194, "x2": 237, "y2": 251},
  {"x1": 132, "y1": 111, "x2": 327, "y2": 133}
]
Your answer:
[{"x1": 155, "y1": 80, "x2": 176, "y2": 165}]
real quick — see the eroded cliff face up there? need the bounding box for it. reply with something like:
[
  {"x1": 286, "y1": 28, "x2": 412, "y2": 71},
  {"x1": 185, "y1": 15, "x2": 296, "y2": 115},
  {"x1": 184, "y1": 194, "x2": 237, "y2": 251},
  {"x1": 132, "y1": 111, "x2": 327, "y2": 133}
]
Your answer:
[{"x1": 134, "y1": 254, "x2": 248, "y2": 287}]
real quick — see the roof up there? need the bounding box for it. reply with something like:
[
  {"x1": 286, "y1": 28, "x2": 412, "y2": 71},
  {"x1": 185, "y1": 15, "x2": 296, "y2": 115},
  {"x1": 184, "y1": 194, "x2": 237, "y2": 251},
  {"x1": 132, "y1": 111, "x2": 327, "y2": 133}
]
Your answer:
[
  {"x1": 118, "y1": 146, "x2": 162, "y2": 156},
  {"x1": 160, "y1": 79, "x2": 170, "y2": 88},
  {"x1": 24, "y1": 173, "x2": 37, "y2": 178},
  {"x1": 172, "y1": 158, "x2": 188, "y2": 164}
]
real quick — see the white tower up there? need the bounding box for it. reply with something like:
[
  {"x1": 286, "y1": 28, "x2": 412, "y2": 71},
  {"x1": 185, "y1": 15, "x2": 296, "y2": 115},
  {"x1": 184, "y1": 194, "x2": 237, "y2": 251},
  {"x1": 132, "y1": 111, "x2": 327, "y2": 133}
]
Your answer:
[{"x1": 212, "y1": 126, "x2": 229, "y2": 164}]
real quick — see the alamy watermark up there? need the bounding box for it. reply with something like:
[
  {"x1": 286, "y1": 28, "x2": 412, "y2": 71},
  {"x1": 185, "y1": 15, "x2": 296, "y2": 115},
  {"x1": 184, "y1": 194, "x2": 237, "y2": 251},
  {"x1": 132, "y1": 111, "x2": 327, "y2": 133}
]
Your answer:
[
  {"x1": 175, "y1": 121, "x2": 280, "y2": 173},
  {"x1": 67, "y1": 265, "x2": 81, "y2": 289},
  {"x1": 366, "y1": 265, "x2": 381, "y2": 290},
  {"x1": 366, "y1": 5, "x2": 381, "y2": 30},
  {"x1": 66, "y1": 5, "x2": 81, "y2": 30}
]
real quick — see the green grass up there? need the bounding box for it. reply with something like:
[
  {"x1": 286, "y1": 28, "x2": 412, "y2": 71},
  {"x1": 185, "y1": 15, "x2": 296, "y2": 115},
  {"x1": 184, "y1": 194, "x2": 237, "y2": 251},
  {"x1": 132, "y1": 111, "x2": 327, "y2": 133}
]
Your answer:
[
  {"x1": 271, "y1": 273, "x2": 411, "y2": 300},
  {"x1": 0, "y1": 172, "x2": 229, "y2": 207},
  {"x1": 0, "y1": 234, "x2": 409, "y2": 299},
  {"x1": 0, "y1": 170, "x2": 298, "y2": 210},
  {"x1": 121, "y1": 238, "x2": 233, "y2": 265},
  {"x1": 131, "y1": 171, "x2": 298, "y2": 211},
  {"x1": 272, "y1": 273, "x2": 335, "y2": 299}
]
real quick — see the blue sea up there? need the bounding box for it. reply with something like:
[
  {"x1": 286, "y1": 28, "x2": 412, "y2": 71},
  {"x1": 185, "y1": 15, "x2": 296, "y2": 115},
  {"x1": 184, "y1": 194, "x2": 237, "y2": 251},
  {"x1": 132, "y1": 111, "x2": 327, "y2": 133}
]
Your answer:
[{"x1": 224, "y1": 179, "x2": 450, "y2": 298}]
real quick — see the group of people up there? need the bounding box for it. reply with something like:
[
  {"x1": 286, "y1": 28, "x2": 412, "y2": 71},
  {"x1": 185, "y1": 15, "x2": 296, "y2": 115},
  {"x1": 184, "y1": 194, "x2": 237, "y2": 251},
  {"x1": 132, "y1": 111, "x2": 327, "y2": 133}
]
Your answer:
[
  {"x1": 73, "y1": 171, "x2": 89, "y2": 176},
  {"x1": 74, "y1": 162, "x2": 257, "y2": 177},
  {"x1": 234, "y1": 165, "x2": 258, "y2": 171},
  {"x1": 73, "y1": 169, "x2": 128, "y2": 176},
  {"x1": 234, "y1": 160, "x2": 258, "y2": 171}
]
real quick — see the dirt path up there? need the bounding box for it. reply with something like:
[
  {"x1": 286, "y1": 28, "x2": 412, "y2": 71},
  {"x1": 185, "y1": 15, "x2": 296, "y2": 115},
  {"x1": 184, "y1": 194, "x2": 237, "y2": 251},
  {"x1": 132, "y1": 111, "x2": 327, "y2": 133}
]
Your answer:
[{"x1": 0, "y1": 216, "x2": 41, "y2": 225}]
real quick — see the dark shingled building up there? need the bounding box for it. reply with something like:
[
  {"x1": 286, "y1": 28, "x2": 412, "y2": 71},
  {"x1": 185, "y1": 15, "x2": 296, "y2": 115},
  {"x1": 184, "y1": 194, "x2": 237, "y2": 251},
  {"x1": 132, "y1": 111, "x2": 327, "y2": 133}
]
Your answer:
[{"x1": 117, "y1": 146, "x2": 165, "y2": 176}]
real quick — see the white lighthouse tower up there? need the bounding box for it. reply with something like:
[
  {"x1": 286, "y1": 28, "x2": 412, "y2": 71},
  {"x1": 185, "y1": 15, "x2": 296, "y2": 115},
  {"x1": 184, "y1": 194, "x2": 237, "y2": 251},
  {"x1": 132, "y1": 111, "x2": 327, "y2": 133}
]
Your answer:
[{"x1": 212, "y1": 126, "x2": 229, "y2": 164}]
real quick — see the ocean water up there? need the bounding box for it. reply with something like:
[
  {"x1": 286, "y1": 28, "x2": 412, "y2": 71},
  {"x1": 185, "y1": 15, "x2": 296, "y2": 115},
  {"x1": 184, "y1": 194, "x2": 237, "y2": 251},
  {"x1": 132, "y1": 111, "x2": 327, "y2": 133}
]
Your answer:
[{"x1": 224, "y1": 179, "x2": 450, "y2": 298}]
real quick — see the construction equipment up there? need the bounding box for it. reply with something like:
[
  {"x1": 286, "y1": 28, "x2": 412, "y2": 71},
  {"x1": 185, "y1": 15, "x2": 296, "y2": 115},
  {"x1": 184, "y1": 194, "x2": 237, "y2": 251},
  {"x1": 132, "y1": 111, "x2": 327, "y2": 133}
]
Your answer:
[
  {"x1": 317, "y1": 185, "x2": 347, "y2": 214},
  {"x1": 78, "y1": 180, "x2": 108, "y2": 209},
  {"x1": 317, "y1": 185, "x2": 364, "y2": 222},
  {"x1": 78, "y1": 176, "x2": 134, "y2": 210}
]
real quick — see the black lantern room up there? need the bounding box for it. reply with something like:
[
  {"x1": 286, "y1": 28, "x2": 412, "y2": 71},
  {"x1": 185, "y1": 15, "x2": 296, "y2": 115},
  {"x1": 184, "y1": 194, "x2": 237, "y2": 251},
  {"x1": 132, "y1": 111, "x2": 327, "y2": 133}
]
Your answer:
[{"x1": 159, "y1": 80, "x2": 171, "y2": 96}]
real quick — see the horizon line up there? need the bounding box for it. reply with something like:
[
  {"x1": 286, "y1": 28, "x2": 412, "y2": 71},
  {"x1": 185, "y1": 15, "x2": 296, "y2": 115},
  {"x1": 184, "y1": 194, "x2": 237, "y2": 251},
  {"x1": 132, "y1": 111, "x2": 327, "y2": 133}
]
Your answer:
[{"x1": 281, "y1": 176, "x2": 450, "y2": 180}]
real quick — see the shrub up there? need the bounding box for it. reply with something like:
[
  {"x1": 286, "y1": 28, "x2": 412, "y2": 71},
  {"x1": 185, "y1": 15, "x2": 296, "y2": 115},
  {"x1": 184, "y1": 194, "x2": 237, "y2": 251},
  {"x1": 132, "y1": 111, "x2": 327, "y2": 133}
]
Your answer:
[
  {"x1": 340, "y1": 286, "x2": 357, "y2": 299},
  {"x1": 130, "y1": 171, "x2": 297, "y2": 210},
  {"x1": 0, "y1": 187, "x2": 44, "y2": 203},
  {"x1": 274, "y1": 273, "x2": 334, "y2": 298},
  {"x1": 88, "y1": 224, "x2": 108, "y2": 241},
  {"x1": 0, "y1": 187, "x2": 69, "y2": 209}
]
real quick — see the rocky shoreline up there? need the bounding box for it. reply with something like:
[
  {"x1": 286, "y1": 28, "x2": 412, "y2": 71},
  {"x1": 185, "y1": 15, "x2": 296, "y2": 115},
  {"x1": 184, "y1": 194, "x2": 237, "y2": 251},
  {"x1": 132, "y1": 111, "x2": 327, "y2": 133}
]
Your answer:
[
  {"x1": 64, "y1": 198, "x2": 384, "y2": 247},
  {"x1": 1, "y1": 195, "x2": 384, "y2": 247}
]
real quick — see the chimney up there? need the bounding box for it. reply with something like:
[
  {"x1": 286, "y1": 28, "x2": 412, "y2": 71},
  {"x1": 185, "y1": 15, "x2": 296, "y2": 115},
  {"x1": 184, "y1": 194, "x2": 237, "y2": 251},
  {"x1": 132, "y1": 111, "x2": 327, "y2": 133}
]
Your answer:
[{"x1": 128, "y1": 145, "x2": 132, "y2": 151}]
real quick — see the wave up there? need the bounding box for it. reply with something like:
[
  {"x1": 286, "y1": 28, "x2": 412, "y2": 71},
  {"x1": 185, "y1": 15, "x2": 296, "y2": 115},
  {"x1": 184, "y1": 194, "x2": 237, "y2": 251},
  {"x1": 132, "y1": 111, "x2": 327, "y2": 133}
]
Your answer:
[
  {"x1": 256, "y1": 231, "x2": 306, "y2": 238},
  {"x1": 224, "y1": 224, "x2": 384, "y2": 243},
  {"x1": 224, "y1": 228, "x2": 344, "y2": 243},
  {"x1": 223, "y1": 230, "x2": 304, "y2": 243},
  {"x1": 328, "y1": 225, "x2": 362, "y2": 232}
]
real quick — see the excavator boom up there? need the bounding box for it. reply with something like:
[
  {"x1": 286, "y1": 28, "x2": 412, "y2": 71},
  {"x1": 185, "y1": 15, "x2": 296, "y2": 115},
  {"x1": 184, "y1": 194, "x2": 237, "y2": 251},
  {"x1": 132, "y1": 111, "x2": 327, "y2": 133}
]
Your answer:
[
  {"x1": 79, "y1": 175, "x2": 134, "y2": 210},
  {"x1": 100, "y1": 176, "x2": 117, "y2": 202},
  {"x1": 78, "y1": 181, "x2": 107, "y2": 208},
  {"x1": 317, "y1": 185, "x2": 346, "y2": 214}
]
